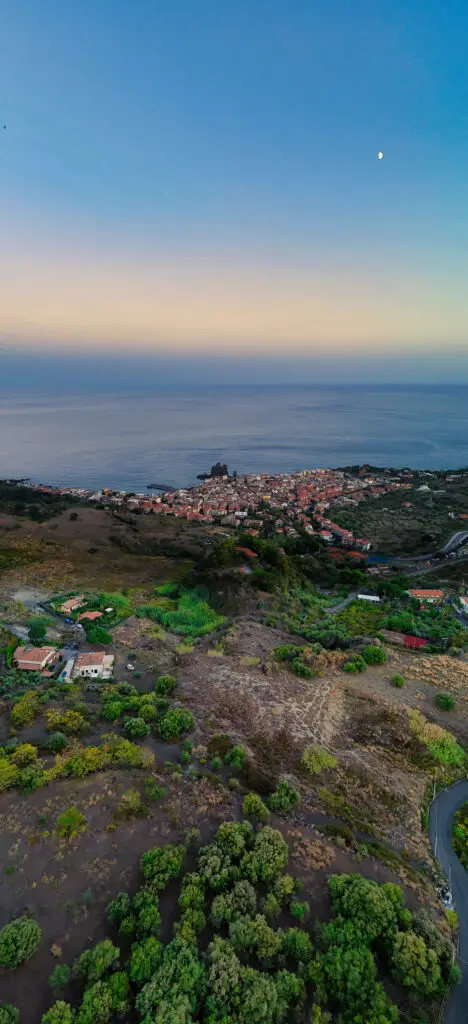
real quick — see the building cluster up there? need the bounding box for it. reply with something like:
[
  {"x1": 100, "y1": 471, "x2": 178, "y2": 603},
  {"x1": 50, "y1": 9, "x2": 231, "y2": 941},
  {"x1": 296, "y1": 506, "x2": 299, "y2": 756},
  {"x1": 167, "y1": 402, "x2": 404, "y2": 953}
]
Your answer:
[
  {"x1": 13, "y1": 644, "x2": 115, "y2": 680},
  {"x1": 27, "y1": 468, "x2": 413, "y2": 553}
]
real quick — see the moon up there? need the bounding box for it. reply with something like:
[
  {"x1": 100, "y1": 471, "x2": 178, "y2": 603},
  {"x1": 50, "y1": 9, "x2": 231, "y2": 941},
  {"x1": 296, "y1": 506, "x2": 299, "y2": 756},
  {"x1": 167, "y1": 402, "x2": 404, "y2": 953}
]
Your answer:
[{"x1": 378, "y1": 151, "x2": 383, "y2": 160}]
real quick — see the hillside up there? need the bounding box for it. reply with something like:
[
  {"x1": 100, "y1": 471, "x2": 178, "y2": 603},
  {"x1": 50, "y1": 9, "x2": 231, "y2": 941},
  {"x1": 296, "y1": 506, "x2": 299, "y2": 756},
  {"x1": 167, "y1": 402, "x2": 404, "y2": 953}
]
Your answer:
[{"x1": 0, "y1": 502, "x2": 466, "y2": 1024}]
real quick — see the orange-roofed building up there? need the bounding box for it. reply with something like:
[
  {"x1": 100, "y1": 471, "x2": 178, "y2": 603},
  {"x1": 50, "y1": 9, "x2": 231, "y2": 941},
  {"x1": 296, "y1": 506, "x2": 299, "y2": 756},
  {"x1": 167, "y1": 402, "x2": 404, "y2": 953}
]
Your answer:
[
  {"x1": 408, "y1": 589, "x2": 445, "y2": 604},
  {"x1": 78, "y1": 610, "x2": 103, "y2": 622},
  {"x1": 14, "y1": 646, "x2": 58, "y2": 671}
]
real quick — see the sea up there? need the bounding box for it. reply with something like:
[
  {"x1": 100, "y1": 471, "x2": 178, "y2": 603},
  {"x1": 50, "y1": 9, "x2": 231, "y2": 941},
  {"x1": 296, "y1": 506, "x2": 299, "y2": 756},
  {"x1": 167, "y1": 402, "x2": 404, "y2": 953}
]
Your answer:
[{"x1": 0, "y1": 384, "x2": 467, "y2": 493}]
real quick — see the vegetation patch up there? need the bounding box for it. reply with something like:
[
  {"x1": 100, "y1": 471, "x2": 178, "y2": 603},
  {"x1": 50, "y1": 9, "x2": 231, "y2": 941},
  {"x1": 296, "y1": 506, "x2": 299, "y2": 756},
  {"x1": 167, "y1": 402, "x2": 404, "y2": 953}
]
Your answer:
[
  {"x1": 31, "y1": 825, "x2": 459, "y2": 1024},
  {"x1": 453, "y1": 801, "x2": 468, "y2": 871}
]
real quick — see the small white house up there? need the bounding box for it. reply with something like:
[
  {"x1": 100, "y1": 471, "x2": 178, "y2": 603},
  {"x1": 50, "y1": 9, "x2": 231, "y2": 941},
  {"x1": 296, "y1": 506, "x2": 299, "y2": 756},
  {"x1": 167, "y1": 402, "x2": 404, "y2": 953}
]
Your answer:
[
  {"x1": 357, "y1": 594, "x2": 381, "y2": 603},
  {"x1": 73, "y1": 652, "x2": 114, "y2": 679}
]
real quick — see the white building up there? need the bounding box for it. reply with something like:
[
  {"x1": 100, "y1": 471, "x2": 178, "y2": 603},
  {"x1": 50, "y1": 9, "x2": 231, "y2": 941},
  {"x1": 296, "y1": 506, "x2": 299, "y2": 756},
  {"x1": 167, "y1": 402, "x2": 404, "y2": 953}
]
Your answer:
[
  {"x1": 357, "y1": 594, "x2": 381, "y2": 603},
  {"x1": 73, "y1": 651, "x2": 114, "y2": 679}
]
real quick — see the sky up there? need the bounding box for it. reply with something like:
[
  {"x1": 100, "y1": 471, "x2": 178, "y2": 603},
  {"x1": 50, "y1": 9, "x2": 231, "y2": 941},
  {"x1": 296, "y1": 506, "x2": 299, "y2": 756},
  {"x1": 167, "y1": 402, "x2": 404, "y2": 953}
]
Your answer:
[{"x1": 1, "y1": 0, "x2": 467, "y2": 382}]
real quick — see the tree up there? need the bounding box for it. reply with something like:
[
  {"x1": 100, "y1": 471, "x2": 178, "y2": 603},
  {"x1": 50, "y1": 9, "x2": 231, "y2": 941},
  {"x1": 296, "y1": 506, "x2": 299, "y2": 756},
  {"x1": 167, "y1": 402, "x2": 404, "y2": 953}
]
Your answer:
[
  {"x1": 155, "y1": 674, "x2": 177, "y2": 695},
  {"x1": 86, "y1": 626, "x2": 112, "y2": 645},
  {"x1": 391, "y1": 931, "x2": 442, "y2": 995},
  {"x1": 269, "y1": 780, "x2": 301, "y2": 813},
  {"x1": 75, "y1": 981, "x2": 113, "y2": 1024},
  {"x1": 0, "y1": 915, "x2": 42, "y2": 968},
  {"x1": 41, "y1": 1003, "x2": 75, "y2": 1024},
  {"x1": 229, "y1": 914, "x2": 280, "y2": 963},
  {"x1": 141, "y1": 844, "x2": 186, "y2": 889},
  {"x1": 243, "y1": 793, "x2": 269, "y2": 822},
  {"x1": 328, "y1": 875, "x2": 408, "y2": 946},
  {"x1": 362, "y1": 645, "x2": 387, "y2": 665},
  {"x1": 158, "y1": 708, "x2": 194, "y2": 741},
  {"x1": 0, "y1": 1007, "x2": 20, "y2": 1024},
  {"x1": 240, "y1": 827, "x2": 289, "y2": 882},
  {"x1": 123, "y1": 716, "x2": 150, "y2": 739},
  {"x1": 215, "y1": 821, "x2": 253, "y2": 857},
  {"x1": 211, "y1": 881, "x2": 257, "y2": 926},
  {"x1": 279, "y1": 927, "x2": 313, "y2": 965},
  {"x1": 135, "y1": 938, "x2": 205, "y2": 1023},
  {"x1": 73, "y1": 939, "x2": 120, "y2": 984},
  {"x1": 129, "y1": 937, "x2": 162, "y2": 985}
]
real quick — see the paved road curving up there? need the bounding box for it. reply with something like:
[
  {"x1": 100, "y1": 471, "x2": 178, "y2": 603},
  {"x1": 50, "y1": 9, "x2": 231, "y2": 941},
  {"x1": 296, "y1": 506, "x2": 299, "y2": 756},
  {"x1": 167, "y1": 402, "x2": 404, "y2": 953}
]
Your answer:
[{"x1": 429, "y1": 780, "x2": 468, "y2": 1023}]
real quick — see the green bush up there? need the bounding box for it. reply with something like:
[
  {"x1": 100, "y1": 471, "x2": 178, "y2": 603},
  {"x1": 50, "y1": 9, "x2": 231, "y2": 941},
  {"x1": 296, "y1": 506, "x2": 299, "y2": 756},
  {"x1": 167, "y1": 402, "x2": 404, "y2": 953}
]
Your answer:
[
  {"x1": 453, "y1": 801, "x2": 468, "y2": 870},
  {"x1": 0, "y1": 1006, "x2": 19, "y2": 1024},
  {"x1": 101, "y1": 700, "x2": 123, "y2": 722},
  {"x1": 54, "y1": 807, "x2": 87, "y2": 840},
  {"x1": 243, "y1": 792, "x2": 269, "y2": 822},
  {"x1": 123, "y1": 716, "x2": 151, "y2": 739},
  {"x1": 10, "y1": 743, "x2": 37, "y2": 766},
  {"x1": 290, "y1": 900, "x2": 309, "y2": 921},
  {"x1": 343, "y1": 655, "x2": 367, "y2": 673},
  {"x1": 269, "y1": 780, "x2": 301, "y2": 813},
  {"x1": 290, "y1": 658, "x2": 314, "y2": 678},
  {"x1": 240, "y1": 827, "x2": 288, "y2": 882},
  {"x1": 48, "y1": 964, "x2": 71, "y2": 988},
  {"x1": 0, "y1": 915, "x2": 42, "y2": 968},
  {"x1": 46, "y1": 709, "x2": 85, "y2": 735},
  {"x1": 155, "y1": 674, "x2": 177, "y2": 695},
  {"x1": 436, "y1": 692, "x2": 456, "y2": 711},
  {"x1": 301, "y1": 745, "x2": 337, "y2": 775},
  {"x1": 158, "y1": 708, "x2": 194, "y2": 741},
  {"x1": 41, "y1": 1002, "x2": 75, "y2": 1024},
  {"x1": 362, "y1": 645, "x2": 387, "y2": 665},
  {"x1": 47, "y1": 732, "x2": 69, "y2": 753},
  {"x1": 391, "y1": 674, "x2": 405, "y2": 688},
  {"x1": 224, "y1": 745, "x2": 246, "y2": 771},
  {"x1": 144, "y1": 778, "x2": 166, "y2": 802}
]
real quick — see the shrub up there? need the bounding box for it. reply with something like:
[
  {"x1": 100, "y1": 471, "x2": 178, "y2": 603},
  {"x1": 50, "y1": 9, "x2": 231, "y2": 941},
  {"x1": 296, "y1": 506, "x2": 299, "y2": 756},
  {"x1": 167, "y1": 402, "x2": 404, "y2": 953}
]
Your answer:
[
  {"x1": 46, "y1": 710, "x2": 85, "y2": 735},
  {"x1": 409, "y1": 710, "x2": 465, "y2": 766},
  {"x1": 0, "y1": 758, "x2": 20, "y2": 793},
  {"x1": 328, "y1": 874, "x2": 408, "y2": 944},
  {"x1": 10, "y1": 743, "x2": 37, "y2": 766},
  {"x1": 47, "y1": 732, "x2": 68, "y2": 753},
  {"x1": 436, "y1": 693, "x2": 456, "y2": 711},
  {"x1": 123, "y1": 716, "x2": 151, "y2": 739},
  {"x1": 155, "y1": 674, "x2": 177, "y2": 695},
  {"x1": 141, "y1": 843, "x2": 186, "y2": 888},
  {"x1": 0, "y1": 915, "x2": 42, "y2": 968},
  {"x1": 290, "y1": 658, "x2": 314, "y2": 678},
  {"x1": 116, "y1": 787, "x2": 145, "y2": 819},
  {"x1": 158, "y1": 707, "x2": 194, "y2": 741},
  {"x1": 139, "y1": 702, "x2": 157, "y2": 722},
  {"x1": 211, "y1": 881, "x2": 257, "y2": 926},
  {"x1": 269, "y1": 780, "x2": 301, "y2": 813},
  {"x1": 102, "y1": 700, "x2": 122, "y2": 722},
  {"x1": 48, "y1": 964, "x2": 71, "y2": 988},
  {"x1": 54, "y1": 807, "x2": 87, "y2": 840},
  {"x1": 290, "y1": 900, "x2": 309, "y2": 920},
  {"x1": 391, "y1": 674, "x2": 405, "y2": 688},
  {"x1": 343, "y1": 655, "x2": 367, "y2": 674},
  {"x1": 10, "y1": 691, "x2": 41, "y2": 728},
  {"x1": 144, "y1": 777, "x2": 166, "y2": 801},
  {"x1": 243, "y1": 792, "x2": 269, "y2": 822},
  {"x1": 301, "y1": 744, "x2": 337, "y2": 775},
  {"x1": 224, "y1": 744, "x2": 246, "y2": 771},
  {"x1": 453, "y1": 801, "x2": 468, "y2": 870},
  {"x1": 86, "y1": 626, "x2": 112, "y2": 645},
  {"x1": 41, "y1": 1003, "x2": 75, "y2": 1024},
  {"x1": 273, "y1": 644, "x2": 304, "y2": 661},
  {"x1": 362, "y1": 644, "x2": 387, "y2": 665}
]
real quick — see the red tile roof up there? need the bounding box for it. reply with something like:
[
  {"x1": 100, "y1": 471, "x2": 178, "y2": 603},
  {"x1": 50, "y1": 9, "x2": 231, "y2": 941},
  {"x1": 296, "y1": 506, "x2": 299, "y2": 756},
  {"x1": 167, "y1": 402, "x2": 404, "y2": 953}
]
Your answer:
[{"x1": 79, "y1": 611, "x2": 103, "y2": 621}]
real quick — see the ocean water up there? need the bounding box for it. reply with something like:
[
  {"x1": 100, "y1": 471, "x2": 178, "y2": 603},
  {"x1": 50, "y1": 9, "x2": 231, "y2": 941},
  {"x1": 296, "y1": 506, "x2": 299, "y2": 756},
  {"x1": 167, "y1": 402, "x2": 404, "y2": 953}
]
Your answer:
[{"x1": 0, "y1": 385, "x2": 467, "y2": 492}]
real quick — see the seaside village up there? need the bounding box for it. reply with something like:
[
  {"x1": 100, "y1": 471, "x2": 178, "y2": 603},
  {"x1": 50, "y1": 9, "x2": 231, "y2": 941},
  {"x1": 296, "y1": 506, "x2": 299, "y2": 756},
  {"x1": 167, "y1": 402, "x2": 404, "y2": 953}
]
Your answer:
[
  {"x1": 10, "y1": 466, "x2": 445, "y2": 683},
  {"x1": 29, "y1": 466, "x2": 414, "y2": 545}
]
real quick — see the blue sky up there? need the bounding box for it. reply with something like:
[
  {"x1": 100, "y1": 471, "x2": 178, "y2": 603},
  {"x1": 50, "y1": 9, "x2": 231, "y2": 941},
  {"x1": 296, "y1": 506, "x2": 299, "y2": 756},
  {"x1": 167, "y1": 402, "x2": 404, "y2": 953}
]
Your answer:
[{"x1": 0, "y1": 0, "x2": 467, "y2": 380}]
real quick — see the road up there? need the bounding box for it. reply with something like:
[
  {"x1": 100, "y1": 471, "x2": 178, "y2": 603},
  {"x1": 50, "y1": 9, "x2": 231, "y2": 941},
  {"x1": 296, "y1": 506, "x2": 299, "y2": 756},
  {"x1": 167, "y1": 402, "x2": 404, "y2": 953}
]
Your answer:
[
  {"x1": 387, "y1": 532, "x2": 468, "y2": 566},
  {"x1": 429, "y1": 781, "x2": 468, "y2": 1023}
]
